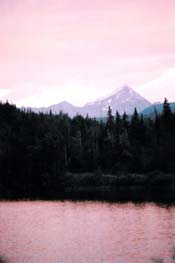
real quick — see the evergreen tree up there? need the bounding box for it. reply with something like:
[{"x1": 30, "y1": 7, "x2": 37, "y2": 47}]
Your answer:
[
  {"x1": 162, "y1": 98, "x2": 173, "y2": 131},
  {"x1": 0, "y1": 99, "x2": 175, "y2": 199},
  {"x1": 106, "y1": 106, "x2": 114, "y2": 131}
]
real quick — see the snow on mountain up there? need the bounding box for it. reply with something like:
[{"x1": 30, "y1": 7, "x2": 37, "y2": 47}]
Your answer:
[
  {"x1": 28, "y1": 86, "x2": 151, "y2": 118},
  {"x1": 81, "y1": 85, "x2": 151, "y2": 117},
  {"x1": 21, "y1": 68, "x2": 175, "y2": 117}
]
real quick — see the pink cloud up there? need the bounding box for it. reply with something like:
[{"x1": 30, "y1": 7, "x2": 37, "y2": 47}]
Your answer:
[{"x1": 0, "y1": 0, "x2": 175, "y2": 105}]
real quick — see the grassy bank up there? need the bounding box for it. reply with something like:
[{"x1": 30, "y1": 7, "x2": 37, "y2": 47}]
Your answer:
[
  {"x1": 63, "y1": 172, "x2": 175, "y2": 202},
  {"x1": 0, "y1": 172, "x2": 174, "y2": 203}
]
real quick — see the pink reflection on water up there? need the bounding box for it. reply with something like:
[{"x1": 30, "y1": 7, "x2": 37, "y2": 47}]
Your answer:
[{"x1": 0, "y1": 201, "x2": 174, "y2": 263}]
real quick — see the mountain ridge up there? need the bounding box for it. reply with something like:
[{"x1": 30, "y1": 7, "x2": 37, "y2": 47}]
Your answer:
[{"x1": 27, "y1": 86, "x2": 151, "y2": 117}]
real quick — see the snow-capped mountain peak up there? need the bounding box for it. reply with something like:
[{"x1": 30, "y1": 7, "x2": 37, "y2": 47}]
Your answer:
[
  {"x1": 29, "y1": 86, "x2": 151, "y2": 117},
  {"x1": 81, "y1": 86, "x2": 151, "y2": 117}
]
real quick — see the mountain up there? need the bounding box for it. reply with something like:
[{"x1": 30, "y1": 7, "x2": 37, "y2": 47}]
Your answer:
[
  {"x1": 80, "y1": 86, "x2": 151, "y2": 117},
  {"x1": 30, "y1": 101, "x2": 80, "y2": 118},
  {"x1": 142, "y1": 102, "x2": 175, "y2": 118},
  {"x1": 28, "y1": 86, "x2": 151, "y2": 118}
]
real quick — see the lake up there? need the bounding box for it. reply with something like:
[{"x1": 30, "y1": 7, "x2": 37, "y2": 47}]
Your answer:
[{"x1": 0, "y1": 201, "x2": 174, "y2": 263}]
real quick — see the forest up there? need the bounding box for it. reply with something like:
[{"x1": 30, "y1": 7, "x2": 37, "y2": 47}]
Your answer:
[{"x1": 0, "y1": 99, "x2": 175, "y2": 201}]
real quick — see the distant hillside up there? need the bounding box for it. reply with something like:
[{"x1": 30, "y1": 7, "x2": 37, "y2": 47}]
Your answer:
[
  {"x1": 142, "y1": 102, "x2": 175, "y2": 118},
  {"x1": 32, "y1": 101, "x2": 81, "y2": 118}
]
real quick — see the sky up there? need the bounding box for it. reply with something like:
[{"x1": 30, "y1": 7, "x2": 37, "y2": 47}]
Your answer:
[{"x1": 0, "y1": 0, "x2": 175, "y2": 107}]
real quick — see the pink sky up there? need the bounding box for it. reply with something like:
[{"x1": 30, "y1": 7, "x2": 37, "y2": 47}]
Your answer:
[{"x1": 0, "y1": 0, "x2": 175, "y2": 106}]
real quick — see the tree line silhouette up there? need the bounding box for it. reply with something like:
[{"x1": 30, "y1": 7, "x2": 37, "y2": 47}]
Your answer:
[{"x1": 0, "y1": 99, "x2": 175, "y2": 200}]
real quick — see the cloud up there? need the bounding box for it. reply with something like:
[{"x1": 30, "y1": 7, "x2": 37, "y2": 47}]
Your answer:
[
  {"x1": 134, "y1": 68, "x2": 175, "y2": 102},
  {"x1": 0, "y1": 89, "x2": 11, "y2": 101},
  {"x1": 0, "y1": 0, "x2": 175, "y2": 106},
  {"x1": 15, "y1": 82, "x2": 102, "y2": 107}
]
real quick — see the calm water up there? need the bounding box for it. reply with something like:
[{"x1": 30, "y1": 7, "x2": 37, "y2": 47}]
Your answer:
[{"x1": 0, "y1": 201, "x2": 174, "y2": 263}]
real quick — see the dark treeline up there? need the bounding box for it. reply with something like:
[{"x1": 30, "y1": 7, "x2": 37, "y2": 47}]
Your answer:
[{"x1": 0, "y1": 99, "x2": 175, "y2": 200}]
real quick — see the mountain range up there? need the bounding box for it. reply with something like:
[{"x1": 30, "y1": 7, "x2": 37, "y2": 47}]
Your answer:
[{"x1": 28, "y1": 86, "x2": 151, "y2": 117}]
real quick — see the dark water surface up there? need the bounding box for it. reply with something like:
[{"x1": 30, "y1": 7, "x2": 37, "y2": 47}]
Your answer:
[{"x1": 0, "y1": 201, "x2": 174, "y2": 263}]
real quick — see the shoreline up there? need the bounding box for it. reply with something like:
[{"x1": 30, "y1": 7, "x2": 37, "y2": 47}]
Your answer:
[
  {"x1": 0, "y1": 171, "x2": 175, "y2": 204},
  {"x1": 0, "y1": 172, "x2": 174, "y2": 203}
]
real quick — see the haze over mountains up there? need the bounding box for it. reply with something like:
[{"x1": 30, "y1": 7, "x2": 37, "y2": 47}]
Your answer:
[
  {"x1": 134, "y1": 68, "x2": 175, "y2": 103},
  {"x1": 29, "y1": 86, "x2": 151, "y2": 117},
  {"x1": 21, "y1": 69, "x2": 175, "y2": 117}
]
